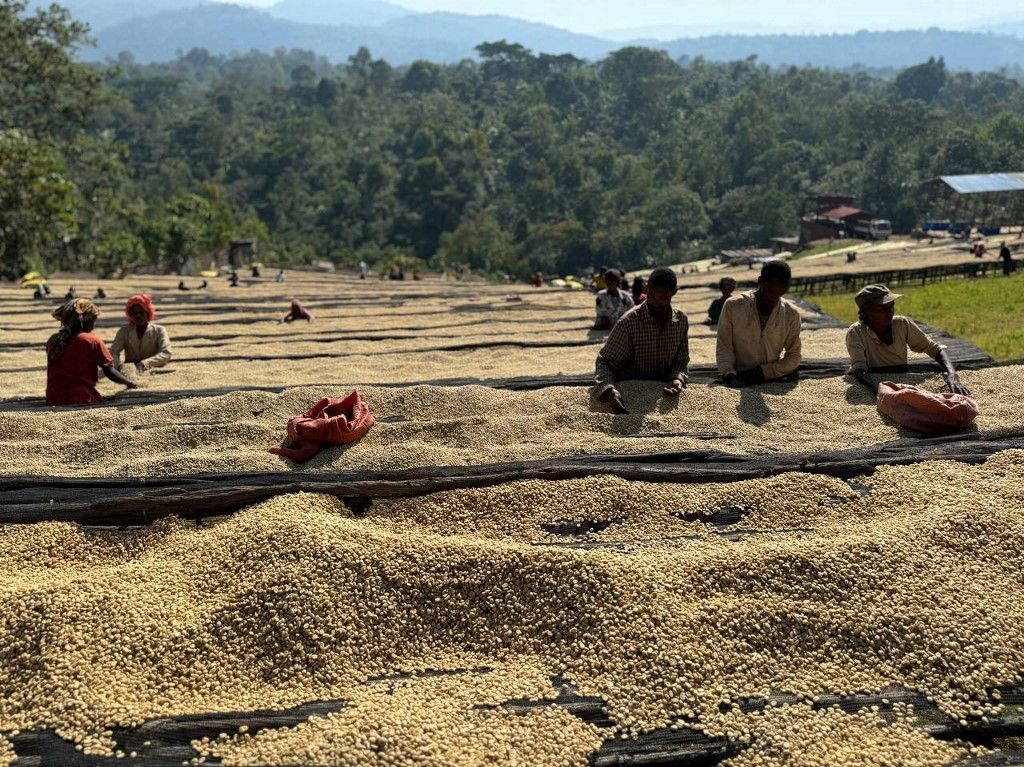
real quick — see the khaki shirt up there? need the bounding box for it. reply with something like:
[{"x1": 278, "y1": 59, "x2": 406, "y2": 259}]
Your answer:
[
  {"x1": 845, "y1": 316, "x2": 943, "y2": 371},
  {"x1": 715, "y1": 291, "x2": 802, "y2": 380},
  {"x1": 109, "y1": 323, "x2": 172, "y2": 370}
]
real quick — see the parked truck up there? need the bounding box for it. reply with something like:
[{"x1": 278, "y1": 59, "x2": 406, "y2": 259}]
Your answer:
[{"x1": 850, "y1": 218, "x2": 892, "y2": 240}]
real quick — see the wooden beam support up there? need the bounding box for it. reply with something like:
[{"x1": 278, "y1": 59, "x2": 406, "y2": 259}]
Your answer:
[
  {"x1": 5, "y1": 680, "x2": 1022, "y2": 767},
  {"x1": 1, "y1": 431, "x2": 1021, "y2": 526}
]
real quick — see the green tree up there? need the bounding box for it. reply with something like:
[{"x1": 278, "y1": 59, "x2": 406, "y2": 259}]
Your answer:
[
  {"x1": 0, "y1": 0, "x2": 103, "y2": 139},
  {"x1": 0, "y1": 0, "x2": 107, "y2": 276},
  {"x1": 143, "y1": 193, "x2": 215, "y2": 272},
  {"x1": 0, "y1": 129, "x2": 76, "y2": 278},
  {"x1": 894, "y1": 57, "x2": 947, "y2": 103},
  {"x1": 436, "y1": 212, "x2": 515, "y2": 275}
]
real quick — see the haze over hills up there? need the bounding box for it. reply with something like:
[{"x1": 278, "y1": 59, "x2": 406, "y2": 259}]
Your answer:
[
  {"x1": 376, "y1": 12, "x2": 614, "y2": 60},
  {"x1": 268, "y1": 0, "x2": 408, "y2": 27},
  {"x1": 82, "y1": 4, "x2": 465, "y2": 64},
  {"x1": 662, "y1": 29, "x2": 1024, "y2": 72},
  {"x1": 38, "y1": 0, "x2": 1024, "y2": 70},
  {"x1": 29, "y1": 0, "x2": 212, "y2": 30}
]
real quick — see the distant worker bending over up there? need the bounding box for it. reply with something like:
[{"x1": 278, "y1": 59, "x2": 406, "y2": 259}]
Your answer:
[
  {"x1": 846, "y1": 284, "x2": 970, "y2": 395},
  {"x1": 110, "y1": 294, "x2": 172, "y2": 374},
  {"x1": 46, "y1": 299, "x2": 136, "y2": 406},
  {"x1": 281, "y1": 300, "x2": 314, "y2": 323},
  {"x1": 716, "y1": 261, "x2": 802, "y2": 387},
  {"x1": 594, "y1": 267, "x2": 689, "y2": 414},
  {"x1": 706, "y1": 277, "x2": 737, "y2": 325},
  {"x1": 593, "y1": 269, "x2": 635, "y2": 330}
]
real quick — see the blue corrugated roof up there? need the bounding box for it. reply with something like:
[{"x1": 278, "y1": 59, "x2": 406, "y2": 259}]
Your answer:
[{"x1": 939, "y1": 173, "x2": 1024, "y2": 194}]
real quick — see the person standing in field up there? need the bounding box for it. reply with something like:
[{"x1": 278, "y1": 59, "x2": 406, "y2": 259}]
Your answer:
[
  {"x1": 846, "y1": 284, "x2": 970, "y2": 395},
  {"x1": 109, "y1": 294, "x2": 172, "y2": 374},
  {"x1": 1000, "y1": 242, "x2": 1014, "y2": 276},
  {"x1": 46, "y1": 299, "x2": 137, "y2": 406},
  {"x1": 593, "y1": 269, "x2": 635, "y2": 330},
  {"x1": 716, "y1": 261, "x2": 802, "y2": 387},
  {"x1": 594, "y1": 267, "x2": 689, "y2": 414},
  {"x1": 706, "y1": 277, "x2": 737, "y2": 325}
]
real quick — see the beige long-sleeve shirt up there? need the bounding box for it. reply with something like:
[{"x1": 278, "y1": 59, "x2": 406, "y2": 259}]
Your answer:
[
  {"x1": 109, "y1": 323, "x2": 172, "y2": 370},
  {"x1": 715, "y1": 291, "x2": 802, "y2": 380},
  {"x1": 845, "y1": 316, "x2": 944, "y2": 371}
]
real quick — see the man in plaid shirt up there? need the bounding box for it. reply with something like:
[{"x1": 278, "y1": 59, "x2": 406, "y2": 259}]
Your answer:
[{"x1": 594, "y1": 267, "x2": 689, "y2": 414}]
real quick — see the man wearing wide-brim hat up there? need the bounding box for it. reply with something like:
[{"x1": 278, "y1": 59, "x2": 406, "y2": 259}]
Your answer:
[{"x1": 846, "y1": 284, "x2": 969, "y2": 395}]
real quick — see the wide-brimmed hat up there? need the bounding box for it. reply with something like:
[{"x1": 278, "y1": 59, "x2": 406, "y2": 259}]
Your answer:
[{"x1": 855, "y1": 284, "x2": 902, "y2": 309}]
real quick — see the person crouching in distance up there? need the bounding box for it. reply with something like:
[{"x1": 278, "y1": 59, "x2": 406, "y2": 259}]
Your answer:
[
  {"x1": 110, "y1": 294, "x2": 172, "y2": 375},
  {"x1": 281, "y1": 300, "x2": 314, "y2": 323},
  {"x1": 706, "y1": 277, "x2": 737, "y2": 326},
  {"x1": 593, "y1": 269, "x2": 635, "y2": 330},
  {"x1": 46, "y1": 299, "x2": 137, "y2": 406}
]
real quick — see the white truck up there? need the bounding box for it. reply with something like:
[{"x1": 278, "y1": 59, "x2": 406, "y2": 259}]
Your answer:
[{"x1": 849, "y1": 218, "x2": 892, "y2": 240}]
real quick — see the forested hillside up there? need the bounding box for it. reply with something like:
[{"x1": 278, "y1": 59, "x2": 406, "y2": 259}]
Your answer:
[{"x1": 4, "y1": 0, "x2": 1024, "y2": 280}]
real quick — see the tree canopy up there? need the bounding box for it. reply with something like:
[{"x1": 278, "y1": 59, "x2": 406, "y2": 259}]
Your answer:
[{"x1": 4, "y1": 2, "x2": 1024, "y2": 279}]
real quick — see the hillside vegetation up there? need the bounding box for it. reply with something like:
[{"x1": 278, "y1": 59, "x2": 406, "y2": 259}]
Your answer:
[{"x1": 5, "y1": 0, "x2": 1024, "y2": 280}]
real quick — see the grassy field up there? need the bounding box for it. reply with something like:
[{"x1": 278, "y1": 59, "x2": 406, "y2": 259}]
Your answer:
[{"x1": 811, "y1": 272, "x2": 1024, "y2": 361}]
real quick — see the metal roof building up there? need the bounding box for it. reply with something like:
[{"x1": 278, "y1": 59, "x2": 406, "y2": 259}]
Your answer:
[
  {"x1": 929, "y1": 173, "x2": 1024, "y2": 195},
  {"x1": 820, "y1": 206, "x2": 864, "y2": 220}
]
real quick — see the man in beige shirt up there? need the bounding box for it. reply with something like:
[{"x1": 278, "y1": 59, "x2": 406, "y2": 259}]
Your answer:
[
  {"x1": 716, "y1": 261, "x2": 802, "y2": 387},
  {"x1": 109, "y1": 294, "x2": 172, "y2": 373},
  {"x1": 846, "y1": 284, "x2": 969, "y2": 395}
]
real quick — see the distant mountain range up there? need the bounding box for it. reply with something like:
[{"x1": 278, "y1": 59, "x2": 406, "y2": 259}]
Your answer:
[
  {"x1": 45, "y1": 0, "x2": 1024, "y2": 71},
  {"x1": 266, "y1": 0, "x2": 408, "y2": 27},
  {"x1": 662, "y1": 29, "x2": 1024, "y2": 72},
  {"x1": 82, "y1": 4, "x2": 465, "y2": 64}
]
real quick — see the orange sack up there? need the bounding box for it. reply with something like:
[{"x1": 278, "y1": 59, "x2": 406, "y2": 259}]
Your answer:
[
  {"x1": 875, "y1": 381, "x2": 979, "y2": 436},
  {"x1": 269, "y1": 392, "x2": 376, "y2": 463}
]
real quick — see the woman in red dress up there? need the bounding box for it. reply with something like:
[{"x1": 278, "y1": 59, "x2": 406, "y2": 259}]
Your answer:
[{"x1": 46, "y1": 299, "x2": 137, "y2": 406}]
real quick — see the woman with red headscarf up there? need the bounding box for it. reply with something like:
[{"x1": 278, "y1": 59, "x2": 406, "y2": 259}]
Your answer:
[
  {"x1": 109, "y1": 294, "x2": 172, "y2": 374},
  {"x1": 46, "y1": 299, "x2": 137, "y2": 406}
]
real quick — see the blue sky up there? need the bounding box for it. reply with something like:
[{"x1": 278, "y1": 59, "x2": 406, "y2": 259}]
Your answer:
[{"x1": 245, "y1": 0, "x2": 1024, "y2": 36}]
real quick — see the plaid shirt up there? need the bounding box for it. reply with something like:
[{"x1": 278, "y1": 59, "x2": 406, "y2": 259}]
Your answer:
[{"x1": 594, "y1": 302, "x2": 690, "y2": 396}]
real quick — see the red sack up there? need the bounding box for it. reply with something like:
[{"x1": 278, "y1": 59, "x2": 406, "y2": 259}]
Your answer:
[
  {"x1": 876, "y1": 381, "x2": 979, "y2": 436},
  {"x1": 270, "y1": 392, "x2": 375, "y2": 463}
]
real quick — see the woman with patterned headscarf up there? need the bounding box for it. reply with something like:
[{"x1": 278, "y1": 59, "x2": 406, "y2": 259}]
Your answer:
[
  {"x1": 109, "y1": 294, "x2": 172, "y2": 374},
  {"x1": 46, "y1": 299, "x2": 137, "y2": 406}
]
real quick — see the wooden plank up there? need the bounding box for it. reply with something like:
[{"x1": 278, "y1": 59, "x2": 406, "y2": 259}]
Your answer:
[
  {"x1": 6, "y1": 680, "x2": 1023, "y2": 766},
  {"x1": 1, "y1": 431, "x2": 1021, "y2": 526}
]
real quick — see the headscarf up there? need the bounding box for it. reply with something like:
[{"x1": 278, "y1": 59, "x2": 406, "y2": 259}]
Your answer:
[
  {"x1": 48, "y1": 299, "x2": 100, "y2": 361},
  {"x1": 125, "y1": 294, "x2": 156, "y2": 326}
]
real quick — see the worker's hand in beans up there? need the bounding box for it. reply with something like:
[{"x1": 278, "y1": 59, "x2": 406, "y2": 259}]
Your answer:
[
  {"x1": 135, "y1": 362, "x2": 146, "y2": 375},
  {"x1": 124, "y1": 380, "x2": 138, "y2": 390},
  {"x1": 946, "y1": 375, "x2": 971, "y2": 397},
  {"x1": 738, "y1": 366, "x2": 766, "y2": 386},
  {"x1": 663, "y1": 378, "x2": 686, "y2": 396},
  {"x1": 723, "y1": 373, "x2": 743, "y2": 389},
  {"x1": 602, "y1": 388, "x2": 629, "y2": 415}
]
